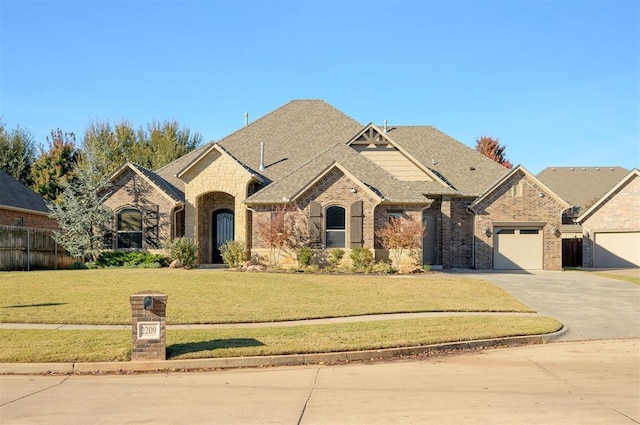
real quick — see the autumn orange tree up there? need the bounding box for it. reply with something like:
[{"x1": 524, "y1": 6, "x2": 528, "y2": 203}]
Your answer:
[
  {"x1": 375, "y1": 216, "x2": 425, "y2": 271},
  {"x1": 475, "y1": 136, "x2": 513, "y2": 169},
  {"x1": 255, "y1": 204, "x2": 309, "y2": 267}
]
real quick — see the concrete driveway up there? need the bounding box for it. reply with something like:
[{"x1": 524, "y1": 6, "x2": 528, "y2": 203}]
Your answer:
[{"x1": 452, "y1": 269, "x2": 640, "y2": 341}]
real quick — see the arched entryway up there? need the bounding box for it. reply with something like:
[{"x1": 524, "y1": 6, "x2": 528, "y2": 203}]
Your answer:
[{"x1": 212, "y1": 209, "x2": 234, "y2": 263}]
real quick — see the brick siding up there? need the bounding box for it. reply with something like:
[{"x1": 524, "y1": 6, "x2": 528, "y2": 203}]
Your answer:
[
  {"x1": 581, "y1": 174, "x2": 640, "y2": 267},
  {"x1": 0, "y1": 208, "x2": 58, "y2": 230}
]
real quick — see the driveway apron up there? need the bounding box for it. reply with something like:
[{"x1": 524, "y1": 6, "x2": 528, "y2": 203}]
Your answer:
[{"x1": 453, "y1": 270, "x2": 640, "y2": 341}]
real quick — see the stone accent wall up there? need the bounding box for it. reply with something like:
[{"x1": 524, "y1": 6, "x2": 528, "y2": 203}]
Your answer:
[
  {"x1": 0, "y1": 208, "x2": 58, "y2": 230},
  {"x1": 472, "y1": 170, "x2": 566, "y2": 270},
  {"x1": 581, "y1": 174, "x2": 640, "y2": 267},
  {"x1": 103, "y1": 168, "x2": 177, "y2": 249},
  {"x1": 181, "y1": 149, "x2": 252, "y2": 263}
]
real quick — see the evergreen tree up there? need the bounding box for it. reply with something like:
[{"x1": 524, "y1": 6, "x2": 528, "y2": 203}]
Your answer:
[
  {"x1": 49, "y1": 151, "x2": 112, "y2": 261},
  {"x1": 0, "y1": 120, "x2": 36, "y2": 185}
]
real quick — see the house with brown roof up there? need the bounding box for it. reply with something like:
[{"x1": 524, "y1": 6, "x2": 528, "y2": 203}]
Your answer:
[
  {"x1": 102, "y1": 100, "x2": 586, "y2": 271},
  {"x1": 0, "y1": 169, "x2": 57, "y2": 230},
  {"x1": 537, "y1": 166, "x2": 639, "y2": 268}
]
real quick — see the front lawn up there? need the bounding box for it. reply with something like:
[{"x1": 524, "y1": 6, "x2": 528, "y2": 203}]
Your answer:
[
  {"x1": 0, "y1": 316, "x2": 562, "y2": 362},
  {"x1": 0, "y1": 269, "x2": 533, "y2": 325}
]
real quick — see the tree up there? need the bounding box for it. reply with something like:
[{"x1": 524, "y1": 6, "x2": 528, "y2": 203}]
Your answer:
[
  {"x1": 475, "y1": 136, "x2": 513, "y2": 169},
  {"x1": 375, "y1": 216, "x2": 425, "y2": 271},
  {"x1": 81, "y1": 119, "x2": 202, "y2": 178},
  {"x1": 254, "y1": 204, "x2": 309, "y2": 267},
  {"x1": 31, "y1": 129, "x2": 80, "y2": 202},
  {"x1": 0, "y1": 120, "x2": 36, "y2": 185},
  {"x1": 49, "y1": 151, "x2": 112, "y2": 261}
]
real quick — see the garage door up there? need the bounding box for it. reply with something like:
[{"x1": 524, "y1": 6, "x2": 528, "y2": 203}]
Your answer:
[
  {"x1": 594, "y1": 232, "x2": 640, "y2": 268},
  {"x1": 494, "y1": 228, "x2": 543, "y2": 270}
]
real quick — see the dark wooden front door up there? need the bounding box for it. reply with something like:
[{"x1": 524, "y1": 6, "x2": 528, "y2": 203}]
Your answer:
[{"x1": 212, "y1": 209, "x2": 234, "y2": 263}]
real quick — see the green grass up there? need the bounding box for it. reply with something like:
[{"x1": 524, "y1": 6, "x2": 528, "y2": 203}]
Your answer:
[
  {"x1": 0, "y1": 316, "x2": 562, "y2": 363},
  {"x1": 0, "y1": 269, "x2": 533, "y2": 325}
]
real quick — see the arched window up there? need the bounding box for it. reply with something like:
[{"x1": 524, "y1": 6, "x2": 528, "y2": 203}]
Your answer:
[
  {"x1": 117, "y1": 208, "x2": 143, "y2": 249},
  {"x1": 325, "y1": 205, "x2": 346, "y2": 248}
]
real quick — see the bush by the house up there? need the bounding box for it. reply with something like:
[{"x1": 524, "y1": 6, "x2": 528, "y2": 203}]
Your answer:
[
  {"x1": 94, "y1": 251, "x2": 168, "y2": 268},
  {"x1": 220, "y1": 240, "x2": 249, "y2": 268},
  {"x1": 296, "y1": 247, "x2": 313, "y2": 268},
  {"x1": 170, "y1": 237, "x2": 198, "y2": 268},
  {"x1": 372, "y1": 261, "x2": 395, "y2": 274},
  {"x1": 350, "y1": 247, "x2": 374, "y2": 272},
  {"x1": 328, "y1": 248, "x2": 344, "y2": 270}
]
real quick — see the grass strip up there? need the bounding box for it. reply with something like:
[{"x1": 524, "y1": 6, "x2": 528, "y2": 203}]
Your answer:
[
  {"x1": 0, "y1": 316, "x2": 561, "y2": 363},
  {"x1": 0, "y1": 269, "x2": 533, "y2": 325}
]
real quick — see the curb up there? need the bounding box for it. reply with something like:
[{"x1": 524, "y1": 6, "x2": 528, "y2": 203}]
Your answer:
[{"x1": 0, "y1": 327, "x2": 567, "y2": 375}]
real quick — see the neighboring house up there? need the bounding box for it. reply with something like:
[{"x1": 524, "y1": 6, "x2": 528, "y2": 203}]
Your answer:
[
  {"x1": 0, "y1": 169, "x2": 57, "y2": 230},
  {"x1": 537, "y1": 166, "x2": 634, "y2": 268},
  {"x1": 576, "y1": 169, "x2": 640, "y2": 268},
  {"x1": 101, "y1": 100, "x2": 589, "y2": 270}
]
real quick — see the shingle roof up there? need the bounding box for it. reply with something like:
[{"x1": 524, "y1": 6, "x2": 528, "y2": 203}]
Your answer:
[
  {"x1": 246, "y1": 143, "x2": 440, "y2": 204},
  {"x1": 537, "y1": 166, "x2": 629, "y2": 212},
  {"x1": 218, "y1": 100, "x2": 363, "y2": 182},
  {"x1": 128, "y1": 163, "x2": 184, "y2": 203},
  {"x1": 0, "y1": 170, "x2": 49, "y2": 214},
  {"x1": 384, "y1": 126, "x2": 510, "y2": 196}
]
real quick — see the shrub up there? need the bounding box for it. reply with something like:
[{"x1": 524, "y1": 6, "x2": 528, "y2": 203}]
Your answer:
[
  {"x1": 69, "y1": 261, "x2": 87, "y2": 270},
  {"x1": 297, "y1": 247, "x2": 313, "y2": 268},
  {"x1": 170, "y1": 237, "x2": 198, "y2": 268},
  {"x1": 350, "y1": 247, "x2": 374, "y2": 273},
  {"x1": 94, "y1": 251, "x2": 168, "y2": 268},
  {"x1": 220, "y1": 240, "x2": 248, "y2": 268},
  {"x1": 328, "y1": 248, "x2": 344, "y2": 269},
  {"x1": 372, "y1": 261, "x2": 395, "y2": 274}
]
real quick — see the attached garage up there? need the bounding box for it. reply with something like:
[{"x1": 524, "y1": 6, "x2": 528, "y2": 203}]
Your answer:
[
  {"x1": 593, "y1": 231, "x2": 640, "y2": 268},
  {"x1": 494, "y1": 227, "x2": 544, "y2": 270}
]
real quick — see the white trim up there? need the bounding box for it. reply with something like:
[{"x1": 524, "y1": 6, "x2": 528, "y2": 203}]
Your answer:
[{"x1": 0, "y1": 205, "x2": 49, "y2": 217}]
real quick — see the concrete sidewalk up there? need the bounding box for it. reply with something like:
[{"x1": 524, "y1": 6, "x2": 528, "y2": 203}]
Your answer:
[{"x1": 2, "y1": 339, "x2": 637, "y2": 424}]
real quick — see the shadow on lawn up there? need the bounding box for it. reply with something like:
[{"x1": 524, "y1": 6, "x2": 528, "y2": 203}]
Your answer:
[
  {"x1": 1, "y1": 303, "x2": 68, "y2": 308},
  {"x1": 167, "y1": 338, "x2": 265, "y2": 357}
]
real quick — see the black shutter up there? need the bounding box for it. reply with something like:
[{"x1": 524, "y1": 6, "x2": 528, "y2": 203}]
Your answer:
[
  {"x1": 350, "y1": 201, "x2": 363, "y2": 248},
  {"x1": 144, "y1": 205, "x2": 160, "y2": 249},
  {"x1": 309, "y1": 201, "x2": 322, "y2": 248}
]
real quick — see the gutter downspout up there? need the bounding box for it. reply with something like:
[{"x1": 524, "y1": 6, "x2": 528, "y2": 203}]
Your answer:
[
  {"x1": 466, "y1": 205, "x2": 476, "y2": 269},
  {"x1": 174, "y1": 202, "x2": 185, "y2": 239}
]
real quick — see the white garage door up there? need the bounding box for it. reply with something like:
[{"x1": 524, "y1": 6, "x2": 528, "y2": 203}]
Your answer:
[
  {"x1": 594, "y1": 232, "x2": 640, "y2": 268},
  {"x1": 494, "y1": 228, "x2": 543, "y2": 270}
]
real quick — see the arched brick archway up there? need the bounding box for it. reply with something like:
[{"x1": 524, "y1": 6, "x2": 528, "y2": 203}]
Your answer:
[{"x1": 197, "y1": 192, "x2": 235, "y2": 264}]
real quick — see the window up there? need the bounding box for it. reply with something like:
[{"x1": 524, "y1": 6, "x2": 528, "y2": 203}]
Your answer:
[
  {"x1": 12, "y1": 217, "x2": 24, "y2": 227},
  {"x1": 117, "y1": 208, "x2": 143, "y2": 249},
  {"x1": 325, "y1": 206, "x2": 346, "y2": 248},
  {"x1": 520, "y1": 229, "x2": 539, "y2": 235}
]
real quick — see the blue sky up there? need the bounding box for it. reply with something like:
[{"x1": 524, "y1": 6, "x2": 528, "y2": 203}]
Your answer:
[{"x1": 1, "y1": 0, "x2": 638, "y2": 174}]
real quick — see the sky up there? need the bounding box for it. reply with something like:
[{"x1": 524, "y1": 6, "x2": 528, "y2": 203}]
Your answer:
[{"x1": 1, "y1": 0, "x2": 638, "y2": 174}]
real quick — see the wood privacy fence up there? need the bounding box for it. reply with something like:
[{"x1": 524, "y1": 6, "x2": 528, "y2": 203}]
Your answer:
[{"x1": 0, "y1": 225, "x2": 75, "y2": 271}]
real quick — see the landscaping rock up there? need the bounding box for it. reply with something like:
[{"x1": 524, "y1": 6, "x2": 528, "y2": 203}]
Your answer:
[{"x1": 169, "y1": 260, "x2": 183, "y2": 269}]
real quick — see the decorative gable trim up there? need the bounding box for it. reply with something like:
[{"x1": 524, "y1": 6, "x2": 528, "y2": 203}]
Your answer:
[
  {"x1": 347, "y1": 123, "x2": 450, "y2": 187},
  {"x1": 470, "y1": 165, "x2": 570, "y2": 211},
  {"x1": 576, "y1": 168, "x2": 640, "y2": 223}
]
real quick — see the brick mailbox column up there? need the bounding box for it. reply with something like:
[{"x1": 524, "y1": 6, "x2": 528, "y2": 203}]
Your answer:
[{"x1": 130, "y1": 291, "x2": 168, "y2": 361}]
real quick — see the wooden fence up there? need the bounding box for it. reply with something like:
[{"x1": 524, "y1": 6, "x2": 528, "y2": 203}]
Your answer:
[{"x1": 0, "y1": 225, "x2": 75, "y2": 271}]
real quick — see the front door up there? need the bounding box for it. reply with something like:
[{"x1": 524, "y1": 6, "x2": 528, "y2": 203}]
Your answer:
[{"x1": 212, "y1": 209, "x2": 234, "y2": 263}]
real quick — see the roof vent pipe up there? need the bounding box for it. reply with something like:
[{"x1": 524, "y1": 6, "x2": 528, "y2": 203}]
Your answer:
[
  {"x1": 244, "y1": 112, "x2": 249, "y2": 126},
  {"x1": 383, "y1": 120, "x2": 388, "y2": 133},
  {"x1": 259, "y1": 142, "x2": 265, "y2": 171}
]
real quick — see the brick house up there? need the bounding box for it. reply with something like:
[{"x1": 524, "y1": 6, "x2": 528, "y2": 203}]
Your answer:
[
  {"x1": 538, "y1": 167, "x2": 639, "y2": 268},
  {"x1": 576, "y1": 169, "x2": 640, "y2": 268},
  {"x1": 102, "y1": 99, "x2": 592, "y2": 271},
  {"x1": 0, "y1": 169, "x2": 57, "y2": 230}
]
